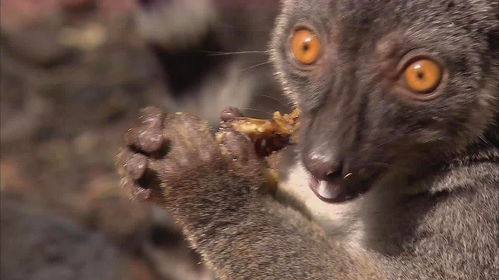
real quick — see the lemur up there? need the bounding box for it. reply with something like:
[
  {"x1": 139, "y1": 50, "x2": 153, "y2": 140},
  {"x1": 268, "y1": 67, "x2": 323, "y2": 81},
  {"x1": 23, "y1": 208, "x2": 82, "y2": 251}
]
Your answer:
[{"x1": 118, "y1": 0, "x2": 499, "y2": 279}]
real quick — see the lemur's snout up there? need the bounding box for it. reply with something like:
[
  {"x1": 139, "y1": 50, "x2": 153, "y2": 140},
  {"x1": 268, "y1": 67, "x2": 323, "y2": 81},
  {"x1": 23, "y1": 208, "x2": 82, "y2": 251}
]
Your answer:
[
  {"x1": 302, "y1": 147, "x2": 368, "y2": 203},
  {"x1": 302, "y1": 153, "x2": 343, "y2": 181}
]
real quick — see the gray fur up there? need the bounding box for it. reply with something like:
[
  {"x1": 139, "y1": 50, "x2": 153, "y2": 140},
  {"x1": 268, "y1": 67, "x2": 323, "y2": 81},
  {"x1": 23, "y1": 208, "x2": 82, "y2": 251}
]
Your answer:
[{"x1": 119, "y1": 0, "x2": 499, "y2": 279}]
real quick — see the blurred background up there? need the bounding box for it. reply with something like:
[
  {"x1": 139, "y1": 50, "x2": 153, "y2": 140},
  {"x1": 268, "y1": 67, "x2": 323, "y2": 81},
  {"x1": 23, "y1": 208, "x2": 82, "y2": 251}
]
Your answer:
[{"x1": 0, "y1": 0, "x2": 289, "y2": 279}]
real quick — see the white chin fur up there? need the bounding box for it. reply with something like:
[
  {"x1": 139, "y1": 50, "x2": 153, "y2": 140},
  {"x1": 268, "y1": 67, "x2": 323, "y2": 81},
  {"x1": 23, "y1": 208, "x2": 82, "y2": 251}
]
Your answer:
[{"x1": 276, "y1": 160, "x2": 365, "y2": 248}]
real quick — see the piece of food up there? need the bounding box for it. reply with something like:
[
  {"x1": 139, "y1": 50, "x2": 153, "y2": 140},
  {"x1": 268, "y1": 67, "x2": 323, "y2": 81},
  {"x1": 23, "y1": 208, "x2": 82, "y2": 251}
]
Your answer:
[
  {"x1": 229, "y1": 109, "x2": 300, "y2": 141},
  {"x1": 218, "y1": 108, "x2": 301, "y2": 191},
  {"x1": 221, "y1": 108, "x2": 301, "y2": 157}
]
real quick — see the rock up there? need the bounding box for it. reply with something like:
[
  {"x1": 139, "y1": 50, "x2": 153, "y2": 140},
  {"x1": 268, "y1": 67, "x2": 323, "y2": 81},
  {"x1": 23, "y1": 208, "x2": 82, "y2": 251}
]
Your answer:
[{"x1": 0, "y1": 198, "x2": 122, "y2": 280}]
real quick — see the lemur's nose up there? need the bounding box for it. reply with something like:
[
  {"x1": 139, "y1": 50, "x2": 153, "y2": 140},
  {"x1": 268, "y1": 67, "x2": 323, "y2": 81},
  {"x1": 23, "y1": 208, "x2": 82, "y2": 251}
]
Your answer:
[{"x1": 302, "y1": 153, "x2": 343, "y2": 181}]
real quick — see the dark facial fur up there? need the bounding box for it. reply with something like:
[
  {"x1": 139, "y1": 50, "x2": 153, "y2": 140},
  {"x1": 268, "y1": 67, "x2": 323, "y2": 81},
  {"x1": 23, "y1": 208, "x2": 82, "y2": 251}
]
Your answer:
[{"x1": 272, "y1": 0, "x2": 499, "y2": 201}]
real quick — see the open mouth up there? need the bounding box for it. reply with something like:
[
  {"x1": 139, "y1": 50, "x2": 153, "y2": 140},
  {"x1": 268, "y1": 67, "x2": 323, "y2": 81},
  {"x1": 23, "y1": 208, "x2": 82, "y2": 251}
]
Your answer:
[{"x1": 308, "y1": 174, "x2": 370, "y2": 203}]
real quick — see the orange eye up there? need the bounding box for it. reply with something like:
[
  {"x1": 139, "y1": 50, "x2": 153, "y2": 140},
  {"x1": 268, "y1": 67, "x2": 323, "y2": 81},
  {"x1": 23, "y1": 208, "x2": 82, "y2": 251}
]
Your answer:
[
  {"x1": 404, "y1": 59, "x2": 442, "y2": 94},
  {"x1": 291, "y1": 29, "x2": 321, "y2": 65}
]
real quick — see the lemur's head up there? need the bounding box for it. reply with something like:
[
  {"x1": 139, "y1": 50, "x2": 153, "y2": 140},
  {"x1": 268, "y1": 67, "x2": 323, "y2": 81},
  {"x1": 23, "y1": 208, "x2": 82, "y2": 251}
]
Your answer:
[{"x1": 271, "y1": 0, "x2": 498, "y2": 202}]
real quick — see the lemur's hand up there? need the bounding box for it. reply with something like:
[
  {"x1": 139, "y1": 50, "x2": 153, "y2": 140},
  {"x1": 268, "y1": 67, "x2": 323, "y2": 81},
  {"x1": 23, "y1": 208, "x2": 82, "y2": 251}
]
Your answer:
[
  {"x1": 116, "y1": 107, "x2": 266, "y2": 207},
  {"x1": 116, "y1": 108, "x2": 346, "y2": 280}
]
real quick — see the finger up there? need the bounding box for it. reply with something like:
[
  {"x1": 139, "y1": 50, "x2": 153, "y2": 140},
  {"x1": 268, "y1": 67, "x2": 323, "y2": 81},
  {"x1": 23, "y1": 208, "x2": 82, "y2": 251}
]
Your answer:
[
  {"x1": 220, "y1": 106, "x2": 244, "y2": 122},
  {"x1": 124, "y1": 107, "x2": 165, "y2": 154},
  {"x1": 116, "y1": 149, "x2": 148, "y2": 180},
  {"x1": 126, "y1": 153, "x2": 149, "y2": 181},
  {"x1": 217, "y1": 128, "x2": 257, "y2": 164}
]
